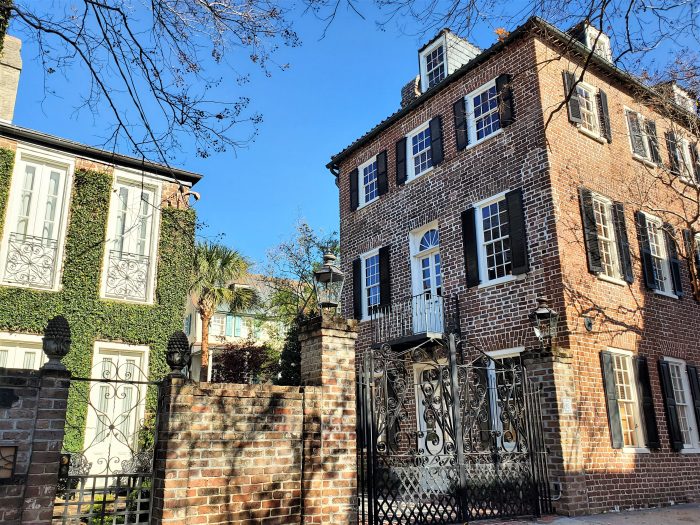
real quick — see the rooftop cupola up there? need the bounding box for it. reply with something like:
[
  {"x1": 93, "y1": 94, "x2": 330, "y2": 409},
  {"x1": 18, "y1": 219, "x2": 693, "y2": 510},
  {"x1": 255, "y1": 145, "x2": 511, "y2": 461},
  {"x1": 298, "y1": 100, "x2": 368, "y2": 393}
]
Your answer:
[{"x1": 568, "y1": 21, "x2": 613, "y2": 62}]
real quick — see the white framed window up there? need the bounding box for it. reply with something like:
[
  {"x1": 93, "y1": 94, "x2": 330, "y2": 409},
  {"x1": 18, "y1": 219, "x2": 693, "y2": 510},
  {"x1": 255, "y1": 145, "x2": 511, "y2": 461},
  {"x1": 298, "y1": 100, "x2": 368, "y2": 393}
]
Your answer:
[
  {"x1": 670, "y1": 136, "x2": 697, "y2": 183},
  {"x1": 406, "y1": 122, "x2": 433, "y2": 181},
  {"x1": 576, "y1": 82, "x2": 599, "y2": 135},
  {"x1": 0, "y1": 147, "x2": 73, "y2": 291},
  {"x1": 358, "y1": 157, "x2": 379, "y2": 207},
  {"x1": 591, "y1": 195, "x2": 622, "y2": 280},
  {"x1": 419, "y1": 38, "x2": 446, "y2": 91},
  {"x1": 210, "y1": 314, "x2": 226, "y2": 338},
  {"x1": 624, "y1": 110, "x2": 662, "y2": 164},
  {"x1": 0, "y1": 332, "x2": 47, "y2": 370},
  {"x1": 486, "y1": 347, "x2": 524, "y2": 452},
  {"x1": 84, "y1": 342, "x2": 149, "y2": 474},
  {"x1": 665, "y1": 357, "x2": 700, "y2": 450},
  {"x1": 361, "y1": 250, "x2": 380, "y2": 319},
  {"x1": 476, "y1": 193, "x2": 512, "y2": 285},
  {"x1": 609, "y1": 349, "x2": 645, "y2": 449},
  {"x1": 101, "y1": 171, "x2": 161, "y2": 304},
  {"x1": 645, "y1": 216, "x2": 675, "y2": 297},
  {"x1": 409, "y1": 224, "x2": 443, "y2": 334},
  {"x1": 465, "y1": 79, "x2": 501, "y2": 145}
]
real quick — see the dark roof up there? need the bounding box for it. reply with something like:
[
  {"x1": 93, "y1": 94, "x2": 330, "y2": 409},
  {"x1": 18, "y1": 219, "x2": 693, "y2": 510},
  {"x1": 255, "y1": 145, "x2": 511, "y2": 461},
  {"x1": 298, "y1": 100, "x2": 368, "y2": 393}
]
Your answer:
[
  {"x1": 327, "y1": 16, "x2": 695, "y2": 172},
  {"x1": 0, "y1": 122, "x2": 202, "y2": 185}
]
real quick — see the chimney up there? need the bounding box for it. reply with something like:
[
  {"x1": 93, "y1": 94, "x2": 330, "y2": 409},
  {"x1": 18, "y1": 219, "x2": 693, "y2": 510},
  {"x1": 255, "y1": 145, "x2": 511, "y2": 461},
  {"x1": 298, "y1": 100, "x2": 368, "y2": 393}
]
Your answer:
[
  {"x1": 0, "y1": 35, "x2": 22, "y2": 123},
  {"x1": 400, "y1": 75, "x2": 421, "y2": 108}
]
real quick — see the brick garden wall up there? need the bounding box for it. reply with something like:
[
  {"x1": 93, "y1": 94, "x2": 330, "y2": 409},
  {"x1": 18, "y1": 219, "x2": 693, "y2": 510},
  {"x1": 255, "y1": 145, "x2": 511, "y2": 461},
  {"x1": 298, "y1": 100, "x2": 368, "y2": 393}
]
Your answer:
[
  {"x1": 152, "y1": 317, "x2": 358, "y2": 525},
  {"x1": 0, "y1": 367, "x2": 70, "y2": 525}
]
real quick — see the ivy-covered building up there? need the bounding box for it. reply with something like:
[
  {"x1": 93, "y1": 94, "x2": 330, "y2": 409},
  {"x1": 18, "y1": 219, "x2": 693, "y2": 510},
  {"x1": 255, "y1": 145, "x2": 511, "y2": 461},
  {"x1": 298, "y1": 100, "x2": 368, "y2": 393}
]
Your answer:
[{"x1": 0, "y1": 34, "x2": 199, "y2": 398}]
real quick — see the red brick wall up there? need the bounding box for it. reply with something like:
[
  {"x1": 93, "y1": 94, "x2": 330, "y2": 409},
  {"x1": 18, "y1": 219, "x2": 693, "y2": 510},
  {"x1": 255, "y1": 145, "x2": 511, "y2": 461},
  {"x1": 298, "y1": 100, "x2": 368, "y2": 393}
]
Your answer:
[
  {"x1": 0, "y1": 367, "x2": 70, "y2": 525},
  {"x1": 152, "y1": 317, "x2": 357, "y2": 525}
]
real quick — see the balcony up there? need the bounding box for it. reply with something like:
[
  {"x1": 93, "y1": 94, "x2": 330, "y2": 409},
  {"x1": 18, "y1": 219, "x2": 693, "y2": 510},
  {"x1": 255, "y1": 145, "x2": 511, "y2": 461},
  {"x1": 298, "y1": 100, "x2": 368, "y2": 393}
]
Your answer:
[
  {"x1": 3, "y1": 232, "x2": 58, "y2": 289},
  {"x1": 370, "y1": 292, "x2": 447, "y2": 349},
  {"x1": 104, "y1": 250, "x2": 150, "y2": 302}
]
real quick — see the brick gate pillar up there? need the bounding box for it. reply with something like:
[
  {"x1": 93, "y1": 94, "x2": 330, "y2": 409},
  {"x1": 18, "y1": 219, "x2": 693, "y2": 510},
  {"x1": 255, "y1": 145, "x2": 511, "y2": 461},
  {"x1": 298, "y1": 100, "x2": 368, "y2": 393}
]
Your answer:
[{"x1": 298, "y1": 315, "x2": 358, "y2": 525}]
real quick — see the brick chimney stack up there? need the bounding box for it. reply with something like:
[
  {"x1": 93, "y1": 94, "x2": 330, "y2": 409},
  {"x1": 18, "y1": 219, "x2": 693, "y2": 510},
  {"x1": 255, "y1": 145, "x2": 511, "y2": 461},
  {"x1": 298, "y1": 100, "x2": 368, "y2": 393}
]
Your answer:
[{"x1": 0, "y1": 35, "x2": 22, "y2": 123}]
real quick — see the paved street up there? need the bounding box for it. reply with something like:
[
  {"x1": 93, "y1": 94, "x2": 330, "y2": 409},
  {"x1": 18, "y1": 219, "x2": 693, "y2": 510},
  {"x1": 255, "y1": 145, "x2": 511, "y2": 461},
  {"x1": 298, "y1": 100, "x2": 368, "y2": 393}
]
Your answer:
[{"x1": 492, "y1": 504, "x2": 700, "y2": 524}]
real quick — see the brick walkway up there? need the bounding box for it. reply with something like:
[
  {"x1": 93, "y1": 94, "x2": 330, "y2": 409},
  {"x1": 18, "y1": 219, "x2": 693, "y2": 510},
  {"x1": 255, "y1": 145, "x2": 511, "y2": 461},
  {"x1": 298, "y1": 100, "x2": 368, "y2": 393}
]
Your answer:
[{"x1": 486, "y1": 503, "x2": 700, "y2": 524}]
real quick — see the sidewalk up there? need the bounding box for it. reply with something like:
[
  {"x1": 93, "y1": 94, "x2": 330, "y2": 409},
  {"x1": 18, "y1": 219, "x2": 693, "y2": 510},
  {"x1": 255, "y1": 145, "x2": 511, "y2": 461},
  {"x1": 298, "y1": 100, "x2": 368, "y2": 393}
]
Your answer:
[{"x1": 491, "y1": 503, "x2": 700, "y2": 524}]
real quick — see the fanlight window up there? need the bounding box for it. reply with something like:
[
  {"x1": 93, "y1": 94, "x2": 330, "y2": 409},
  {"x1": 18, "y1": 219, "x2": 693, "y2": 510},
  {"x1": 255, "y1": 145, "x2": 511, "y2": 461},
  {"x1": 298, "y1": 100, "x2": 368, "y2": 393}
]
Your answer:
[{"x1": 419, "y1": 229, "x2": 440, "y2": 252}]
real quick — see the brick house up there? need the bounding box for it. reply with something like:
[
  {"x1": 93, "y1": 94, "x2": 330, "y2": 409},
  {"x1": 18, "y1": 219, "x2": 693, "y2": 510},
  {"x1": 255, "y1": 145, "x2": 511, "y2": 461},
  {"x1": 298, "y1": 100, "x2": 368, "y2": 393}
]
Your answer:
[
  {"x1": 0, "y1": 34, "x2": 200, "y2": 475},
  {"x1": 327, "y1": 17, "x2": 700, "y2": 517}
]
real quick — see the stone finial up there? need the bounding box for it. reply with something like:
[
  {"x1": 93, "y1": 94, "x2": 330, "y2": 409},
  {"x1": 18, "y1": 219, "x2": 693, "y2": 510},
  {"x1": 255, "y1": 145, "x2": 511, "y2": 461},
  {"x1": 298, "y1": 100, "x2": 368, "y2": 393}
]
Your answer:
[
  {"x1": 166, "y1": 331, "x2": 191, "y2": 377},
  {"x1": 42, "y1": 315, "x2": 71, "y2": 371}
]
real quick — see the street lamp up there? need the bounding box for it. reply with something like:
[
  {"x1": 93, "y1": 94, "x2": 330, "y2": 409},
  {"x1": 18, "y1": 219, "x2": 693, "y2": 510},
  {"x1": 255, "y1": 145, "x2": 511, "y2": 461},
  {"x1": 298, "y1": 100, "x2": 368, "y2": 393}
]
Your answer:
[
  {"x1": 313, "y1": 252, "x2": 345, "y2": 314},
  {"x1": 529, "y1": 296, "x2": 559, "y2": 344}
]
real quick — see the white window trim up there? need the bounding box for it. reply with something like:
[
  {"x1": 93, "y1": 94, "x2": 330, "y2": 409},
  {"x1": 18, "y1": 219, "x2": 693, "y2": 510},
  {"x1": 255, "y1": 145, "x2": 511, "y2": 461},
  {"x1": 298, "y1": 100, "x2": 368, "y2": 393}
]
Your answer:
[
  {"x1": 644, "y1": 213, "x2": 678, "y2": 299},
  {"x1": 0, "y1": 144, "x2": 75, "y2": 292},
  {"x1": 674, "y1": 136, "x2": 698, "y2": 186},
  {"x1": 474, "y1": 191, "x2": 519, "y2": 289},
  {"x1": 419, "y1": 36, "x2": 447, "y2": 92},
  {"x1": 664, "y1": 356, "x2": 700, "y2": 452},
  {"x1": 409, "y1": 221, "x2": 440, "y2": 295},
  {"x1": 99, "y1": 169, "x2": 162, "y2": 305},
  {"x1": 405, "y1": 121, "x2": 434, "y2": 183},
  {"x1": 575, "y1": 81, "x2": 604, "y2": 142},
  {"x1": 607, "y1": 348, "x2": 648, "y2": 451},
  {"x1": 0, "y1": 331, "x2": 47, "y2": 370},
  {"x1": 357, "y1": 156, "x2": 379, "y2": 209},
  {"x1": 360, "y1": 248, "x2": 380, "y2": 321},
  {"x1": 464, "y1": 78, "x2": 504, "y2": 148},
  {"x1": 590, "y1": 192, "x2": 624, "y2": 282}
]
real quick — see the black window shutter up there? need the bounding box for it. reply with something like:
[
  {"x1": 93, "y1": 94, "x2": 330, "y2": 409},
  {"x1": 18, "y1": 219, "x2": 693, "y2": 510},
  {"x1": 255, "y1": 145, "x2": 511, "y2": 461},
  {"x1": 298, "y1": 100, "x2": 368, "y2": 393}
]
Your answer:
[
  {"x1": 690, "y1": 143, "x2": 700, "y2": 183},
  {"x1": 453, "y1": 97, "x2": 469, "y2": 150},
  {"x1": 598, "y1": 89, "x2": 612, "y2": 143},
  {"x1": 658, "y1": 358, "x2": 684, "y2": 452},
  {"x1": 562, "y1": 71, "x2": 582, "y2": 124},
  {"x1": 461, "y1": 208, "x2": 480, "y2": 287},
  {"x1": 505, "y1": 188, "x2": 529, "y2": 275},
  {"x1": 349, "y1": 168, "x2": 359, "y2": 211},
  {"x1": 683, "y1": 229, "x2": 700, "y2": 295},
  {"x1": 687, "y1": 365, "x2": 700, "y2": 440},
  {"x1": 645, "y1": 120, "x2": 662, "y2": 164},
  {"x1": 664, "y1": 225, "x2": 683, "y2": 297},
  {"x1": 665, "y1": 132, "x2": 680, "y2": 174},
  {"x1": 634, "y1": 356, "x2": 660, "y2": 449},
  {"x1": 352, "y1": 258, "x2": 362, "y2": 319},
  {"x1": 378, "y1": 246, "x2": 391, "y2": 308},
  {"x1": 376, "y1": 150, "x2": 388, "y2": 196},
  {"x1": 496, "y1": 73, "x2": 515, "y2": 128},
  {"x1": 579, "y1": 188, "x2": 602, "y2": 274},
  {"x1": 600, "y1": 351, "x2": 624, "y2": 449},
  {"x1": 396, "y1": 137, "x2": 407, "y2": 185},
  {"x1": 429, "y1": 116, "x2": 444, "y2": 166},
  {"x1": 612, "y1": 202, "x2": 634, "y2": 283},
  {"x1": 636, "y1": 211, "x2": 658, "y2": 290}
]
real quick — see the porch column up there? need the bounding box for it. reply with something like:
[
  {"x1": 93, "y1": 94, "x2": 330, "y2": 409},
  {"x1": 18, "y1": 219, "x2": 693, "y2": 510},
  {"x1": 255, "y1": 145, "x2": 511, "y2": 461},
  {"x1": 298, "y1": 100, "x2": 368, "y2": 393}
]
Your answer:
[{"x1": 298, "y1": 315, "x2": 358, "y2": 524}]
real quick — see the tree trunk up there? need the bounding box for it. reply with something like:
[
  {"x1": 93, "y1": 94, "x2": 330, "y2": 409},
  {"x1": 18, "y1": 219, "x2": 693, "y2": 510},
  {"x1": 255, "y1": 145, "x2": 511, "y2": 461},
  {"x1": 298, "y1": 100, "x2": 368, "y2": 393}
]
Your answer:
[{"x1": 200, "y1": 312, "x2": 211, "y2": 382}]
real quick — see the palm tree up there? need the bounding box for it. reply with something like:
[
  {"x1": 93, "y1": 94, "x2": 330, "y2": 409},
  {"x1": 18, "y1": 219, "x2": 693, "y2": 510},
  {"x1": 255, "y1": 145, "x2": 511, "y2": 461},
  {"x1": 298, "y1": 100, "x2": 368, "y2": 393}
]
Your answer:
[{"x1": 190, "y1": 241, "x2": 256, "y2": 382}]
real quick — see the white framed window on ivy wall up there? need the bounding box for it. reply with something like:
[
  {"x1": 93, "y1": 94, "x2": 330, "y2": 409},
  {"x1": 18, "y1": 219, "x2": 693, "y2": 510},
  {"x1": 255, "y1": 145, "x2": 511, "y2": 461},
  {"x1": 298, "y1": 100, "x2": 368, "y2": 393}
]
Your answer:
[
  {"x1": 100, "y1": 170, "x2": 161, "y2": 304},
  {"x1": 0, "y1": 332, "x2": 47, "y2": 370},
  {"x1": 0, "y1": 146, "x2": 73, "y2": 291}
]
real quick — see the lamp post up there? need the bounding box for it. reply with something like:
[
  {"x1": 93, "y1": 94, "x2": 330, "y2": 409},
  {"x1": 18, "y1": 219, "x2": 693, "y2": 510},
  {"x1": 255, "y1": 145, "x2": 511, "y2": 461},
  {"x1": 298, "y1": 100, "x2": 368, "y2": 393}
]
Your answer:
[
  {"x1": 529, "y1": 296, "x2": 559, "y2": 348},
  {"x1": 313, "y1": 252, "x2": 345, "y2": 317}
]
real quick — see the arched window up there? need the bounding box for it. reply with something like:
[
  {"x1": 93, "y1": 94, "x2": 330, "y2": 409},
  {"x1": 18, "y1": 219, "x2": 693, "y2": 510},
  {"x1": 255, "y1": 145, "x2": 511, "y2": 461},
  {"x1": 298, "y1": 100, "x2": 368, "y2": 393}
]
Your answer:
[{"x1": 419, "y1": 229, "x2": 439, "y2": 252}]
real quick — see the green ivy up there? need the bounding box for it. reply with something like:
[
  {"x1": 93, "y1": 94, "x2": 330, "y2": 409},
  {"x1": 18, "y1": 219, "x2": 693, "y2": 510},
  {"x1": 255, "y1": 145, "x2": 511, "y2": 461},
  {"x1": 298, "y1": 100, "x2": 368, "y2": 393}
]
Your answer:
[{"x1": 0, "y1": 148, "x2": 195, "y2": 450}]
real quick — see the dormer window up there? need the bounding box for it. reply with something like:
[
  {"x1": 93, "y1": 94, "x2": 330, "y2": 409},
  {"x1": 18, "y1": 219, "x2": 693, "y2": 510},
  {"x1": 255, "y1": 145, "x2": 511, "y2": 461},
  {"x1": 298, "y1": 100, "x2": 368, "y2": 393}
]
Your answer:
[
  {"x1": 672, "y1": 84, "x2": 697, "y2": 114},
  {"x1": 423, "y1": 42, "x2": 446, "y2": 89},
  {"x1": 570, "y1": 22, "x2": 613, "y2": 62}
]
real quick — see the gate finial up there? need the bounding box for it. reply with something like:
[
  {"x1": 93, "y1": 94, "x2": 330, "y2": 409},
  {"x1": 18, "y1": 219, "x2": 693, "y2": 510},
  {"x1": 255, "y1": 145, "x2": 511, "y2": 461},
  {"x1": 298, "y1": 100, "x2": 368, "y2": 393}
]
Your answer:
[{"x1": 42, "y1": 315, "x2": 71, "y2": 371}]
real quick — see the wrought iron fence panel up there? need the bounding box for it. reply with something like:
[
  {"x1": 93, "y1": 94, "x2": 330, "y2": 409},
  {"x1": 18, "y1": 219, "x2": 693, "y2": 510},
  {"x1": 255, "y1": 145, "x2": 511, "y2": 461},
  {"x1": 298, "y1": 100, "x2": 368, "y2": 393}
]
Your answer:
[
  {"x1": 53, "y1": 359, "x2": 162, "y2": 525},
  {"x1": 357, "y1": 336, "x2": 551, "y2": 524}
]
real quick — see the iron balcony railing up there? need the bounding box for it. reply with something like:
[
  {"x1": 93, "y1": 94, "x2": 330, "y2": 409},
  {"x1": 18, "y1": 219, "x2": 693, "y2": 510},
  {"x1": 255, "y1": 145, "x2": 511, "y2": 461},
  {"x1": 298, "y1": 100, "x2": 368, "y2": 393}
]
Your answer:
[
  {"x1": 3, "y1": 232, "x2": 59, "y2": 288},
  {"x1": 104, "y1": 250, "x2": 150, "y2": 302},
  {"x1": 370, "y1": 292, "x2": 445, "y2": 346}
]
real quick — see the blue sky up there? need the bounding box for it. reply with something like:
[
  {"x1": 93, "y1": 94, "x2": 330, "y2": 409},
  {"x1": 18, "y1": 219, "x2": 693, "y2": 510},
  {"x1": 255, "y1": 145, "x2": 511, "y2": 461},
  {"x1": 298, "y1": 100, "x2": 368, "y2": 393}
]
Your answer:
[{"x1": 7, "y1": 4, "x2": 503, "y2": 269}]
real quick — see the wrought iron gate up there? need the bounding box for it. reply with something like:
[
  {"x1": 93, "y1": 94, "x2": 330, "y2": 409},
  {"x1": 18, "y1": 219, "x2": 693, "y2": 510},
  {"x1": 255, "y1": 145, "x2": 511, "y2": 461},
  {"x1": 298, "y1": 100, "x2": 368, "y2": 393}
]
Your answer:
[
  {"x1": 53, "y1": 358, "x2": 162, "y2": 524},
  {"x1": 357, "y1": 335, "x2": 551, "y2": 524}
]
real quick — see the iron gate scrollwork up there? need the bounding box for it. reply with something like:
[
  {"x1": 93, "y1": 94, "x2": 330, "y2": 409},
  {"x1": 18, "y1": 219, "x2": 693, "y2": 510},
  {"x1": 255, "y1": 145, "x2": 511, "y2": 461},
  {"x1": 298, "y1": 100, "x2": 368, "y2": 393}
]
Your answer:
[
  {"x1": 53, "y1": 358, "x2": 162, "y2": 524},
  {"x1": 357, "y1": 335, "x2": 551, "y2": 524}
]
